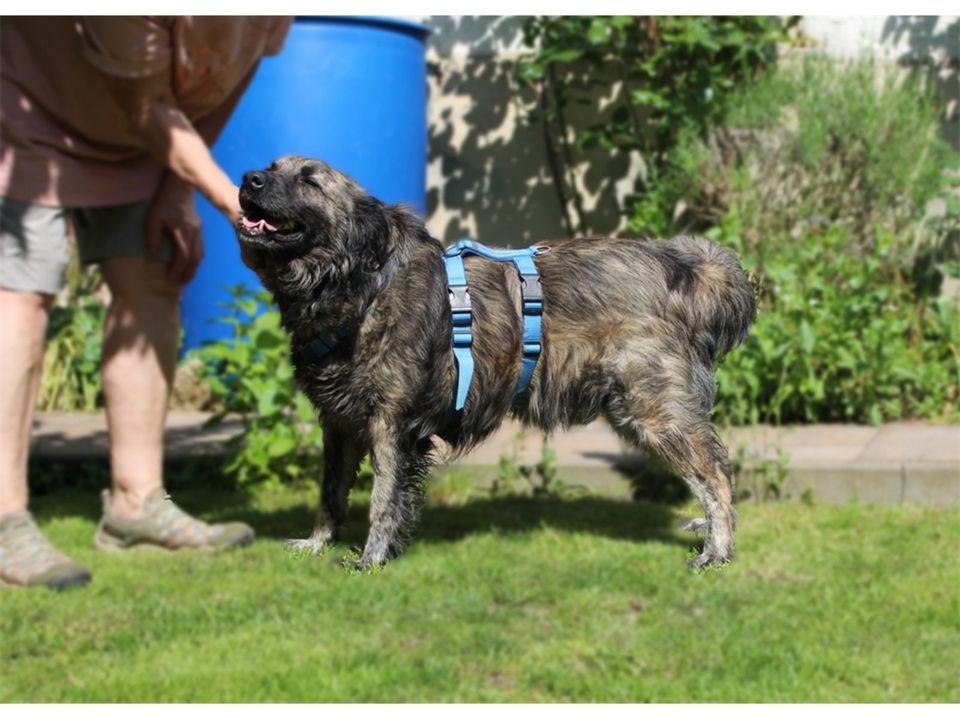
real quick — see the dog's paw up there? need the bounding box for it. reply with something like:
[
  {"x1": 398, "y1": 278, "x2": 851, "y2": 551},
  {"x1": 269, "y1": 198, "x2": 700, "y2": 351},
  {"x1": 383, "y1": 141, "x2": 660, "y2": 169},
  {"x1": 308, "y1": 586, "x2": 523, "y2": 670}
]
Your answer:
[
  {"x1": 687, "y1": 549, "x2": 732, "y2": 570},
  {"x1": 677, "y1": 517, "x2": 708, "y2": 533},
  {"x1": 332, "y1": 555, "x2": 381, "y2": 574},
  {"x1": 283, "y1": 538, "x2": 331, "y2": 556}
]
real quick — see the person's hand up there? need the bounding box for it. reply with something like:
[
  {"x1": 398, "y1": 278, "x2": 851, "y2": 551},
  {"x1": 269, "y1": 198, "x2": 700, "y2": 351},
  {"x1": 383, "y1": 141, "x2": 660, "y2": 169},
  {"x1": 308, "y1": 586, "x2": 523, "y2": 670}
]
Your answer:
[
  {"x1": 219, "y1": 184, "x2": 242, "y2": 226},
  {"x1": 147, "y1": 175, "x2": 204, "y2": 285}
]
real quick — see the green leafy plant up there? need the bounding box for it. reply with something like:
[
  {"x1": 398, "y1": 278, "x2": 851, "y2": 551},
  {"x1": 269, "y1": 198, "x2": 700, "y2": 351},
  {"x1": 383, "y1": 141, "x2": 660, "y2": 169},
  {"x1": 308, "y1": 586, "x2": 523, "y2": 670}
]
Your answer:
[
  {"x1": 519, "y1": 15, "x2": 794, "y2": 235},
  {"x1": 39, "y1": 283, "x2": 105, "y2": 411},
  {"x1": 713, "y1": 226, "x2": 960, "y2": 425},
  {"x1": 729, "y1": 433, "x2": 792, "y2": 502},
  {"x1": 648, "y1": 56, "x2": 960, "y2": 426},
  {"x1": 190, "y1": 286, "x2": 324, "y2": 487},
  {"x1": 492, "y1": 430, "x2": 580, "y2": 498}
]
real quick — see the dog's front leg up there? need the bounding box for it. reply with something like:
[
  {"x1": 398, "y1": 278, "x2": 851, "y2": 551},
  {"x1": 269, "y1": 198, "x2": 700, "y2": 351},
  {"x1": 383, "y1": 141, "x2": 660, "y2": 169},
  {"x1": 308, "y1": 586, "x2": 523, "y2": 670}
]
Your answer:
[
  {"x1": 356, "y1": 419, "x2": 428, "y2": 569},
  {"x1": 285, "y1": 423, "x2": 362, "y2": 555}
]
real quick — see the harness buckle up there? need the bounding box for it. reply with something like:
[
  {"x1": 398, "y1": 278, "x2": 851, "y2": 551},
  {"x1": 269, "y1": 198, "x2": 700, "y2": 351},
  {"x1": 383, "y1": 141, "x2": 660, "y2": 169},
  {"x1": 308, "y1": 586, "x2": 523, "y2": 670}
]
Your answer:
[
  {"x1": 519, "y1": 273, "x2": 543, "y2": 303},
  {"x1": 449, "y1": 285, "x2": 471, "y2": 312}
]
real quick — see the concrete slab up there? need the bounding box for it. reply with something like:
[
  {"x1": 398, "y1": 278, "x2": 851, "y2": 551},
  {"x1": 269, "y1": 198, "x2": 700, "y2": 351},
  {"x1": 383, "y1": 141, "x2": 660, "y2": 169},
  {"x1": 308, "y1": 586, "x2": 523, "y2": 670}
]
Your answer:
[
  {"x1": 783, "y1": 464, "x2": 905, "y2": 505},
  {"x1": 27, "y1": 412, "x2": 960, "y2": 506},
  {"x1": 31, "y1": 411, "x2": 242, "y2": 461},
  {"x1": 862, "y1": 424, "x2": 960, "y2": 463},
  {"x1": 902, "y1": 463, "x2": 960, "y2": 506}
]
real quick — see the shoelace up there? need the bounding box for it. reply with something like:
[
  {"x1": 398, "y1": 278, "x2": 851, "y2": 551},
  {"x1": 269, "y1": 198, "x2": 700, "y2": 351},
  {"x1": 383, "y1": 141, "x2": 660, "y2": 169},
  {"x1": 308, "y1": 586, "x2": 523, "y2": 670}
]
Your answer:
[{"x1": 150, "y1": 494, "x2": 211, "y2": 543}]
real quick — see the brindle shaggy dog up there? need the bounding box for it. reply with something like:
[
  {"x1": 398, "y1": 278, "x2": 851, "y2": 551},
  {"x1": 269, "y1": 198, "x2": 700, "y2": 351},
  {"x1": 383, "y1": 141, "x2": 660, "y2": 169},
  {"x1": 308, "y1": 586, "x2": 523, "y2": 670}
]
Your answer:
[{"x1": 236, "y1": 155, "x2": 756, "y2": 570}]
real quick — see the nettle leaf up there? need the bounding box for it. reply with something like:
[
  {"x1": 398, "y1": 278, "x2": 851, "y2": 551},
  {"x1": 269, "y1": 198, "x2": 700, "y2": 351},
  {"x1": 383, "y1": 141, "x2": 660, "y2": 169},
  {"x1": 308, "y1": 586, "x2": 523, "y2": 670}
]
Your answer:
[
  {"x1": 267, "y1": 433, "x2": 298, "y2": 458},
  {"x1": 294, "y1": 393, "x2": 317, "y2": 423},
  {"x1": 631, "y1": 89, "x2": 667, "y2": 109},
  {"x1": 257, "y1": 386, "x2": 281, "y2": 417},
  {"x1": 546, "y1": 49, "x2": 583, "y2": 65},
  {"x1": 226, "y1": 284, "x2": 252, "y2": 298},
  {"x1": 520, "y1": 62, "x2": 544, "y2": 82},
  {"x1": 243, "y1": 376, "x2": 266, "y2": 395},
  {"x1": 587, "y1": 20, "x2": 609, "y2": 45},
  {"x1": 254, "y1": 330, "x2": 284, "y2": 351}
]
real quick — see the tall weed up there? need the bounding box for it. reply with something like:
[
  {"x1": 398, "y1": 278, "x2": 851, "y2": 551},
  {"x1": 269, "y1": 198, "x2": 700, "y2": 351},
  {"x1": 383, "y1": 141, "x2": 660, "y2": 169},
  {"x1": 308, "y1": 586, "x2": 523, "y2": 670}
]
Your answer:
[
  {"x1": 189, "y1": 286, "x2": 324, "y2": 487},
  {"x1": 39, "y1": 279, "x2": 105, "y2": 411}
]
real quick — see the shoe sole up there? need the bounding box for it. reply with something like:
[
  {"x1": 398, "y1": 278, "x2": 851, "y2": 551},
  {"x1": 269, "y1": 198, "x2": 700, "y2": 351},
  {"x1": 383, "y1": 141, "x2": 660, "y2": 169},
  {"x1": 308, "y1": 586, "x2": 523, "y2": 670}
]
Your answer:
[
  {"x1": 45, "y1": 569, "x2": 93, "y2": 591},
  {"x1": 93, "y1": 527, "x2": 255, "y2": 553},
  {"x1": 0, "y1": 568, "x2": 92, "y2": 592}
]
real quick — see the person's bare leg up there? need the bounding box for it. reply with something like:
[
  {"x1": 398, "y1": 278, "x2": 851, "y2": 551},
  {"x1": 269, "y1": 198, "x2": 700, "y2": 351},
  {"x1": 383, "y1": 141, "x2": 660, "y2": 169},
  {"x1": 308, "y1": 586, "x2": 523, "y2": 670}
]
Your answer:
[
  {"x1": 0, "y1": 289, "x2": 54, "y2": 516},
  {"x1": 99, "y1": 257, "x2": 180, "y2": 520}
]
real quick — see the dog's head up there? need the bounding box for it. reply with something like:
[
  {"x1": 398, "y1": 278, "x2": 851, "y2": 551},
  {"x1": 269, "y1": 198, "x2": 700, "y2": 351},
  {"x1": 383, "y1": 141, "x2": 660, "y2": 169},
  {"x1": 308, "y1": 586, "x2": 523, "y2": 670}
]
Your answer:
[{"x1": 236, "y1": 155, "x2": 389, "y2": 276}]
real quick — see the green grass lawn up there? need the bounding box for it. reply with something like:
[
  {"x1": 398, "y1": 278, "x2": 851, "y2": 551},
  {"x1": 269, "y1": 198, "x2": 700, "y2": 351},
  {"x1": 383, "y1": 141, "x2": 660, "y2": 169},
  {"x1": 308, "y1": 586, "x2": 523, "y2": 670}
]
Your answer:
[{"x1": 2, "y1": 477, "x2": 958, "y2": 702}]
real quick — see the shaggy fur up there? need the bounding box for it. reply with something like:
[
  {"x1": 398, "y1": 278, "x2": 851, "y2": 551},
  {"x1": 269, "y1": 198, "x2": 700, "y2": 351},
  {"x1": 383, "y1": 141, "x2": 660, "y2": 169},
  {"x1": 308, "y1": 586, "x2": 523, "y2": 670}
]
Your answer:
[{"x1": 235, "y1": 155, "x2": 757, "y2": 569}]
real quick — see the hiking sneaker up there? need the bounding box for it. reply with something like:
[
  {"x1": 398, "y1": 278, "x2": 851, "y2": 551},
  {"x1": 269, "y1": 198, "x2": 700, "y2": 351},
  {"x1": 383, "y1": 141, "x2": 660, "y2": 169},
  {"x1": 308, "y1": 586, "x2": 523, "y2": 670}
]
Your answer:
[
  {"x1": 0, "y1": 512, "x2": 92, "y2": 590},
  {"x1": 93, "y1": 488, "x2": 254, "y2": 552}
]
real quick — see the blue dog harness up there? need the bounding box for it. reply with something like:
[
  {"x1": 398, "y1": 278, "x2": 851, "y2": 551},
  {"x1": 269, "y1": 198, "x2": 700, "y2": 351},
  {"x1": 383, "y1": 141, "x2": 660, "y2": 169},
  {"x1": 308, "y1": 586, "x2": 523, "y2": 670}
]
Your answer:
[
  {"x1": 443, "y1": 239, "x2": 546, "y2": 411},
  {"x1": 299, "y1": 239, "x2": 546, "y2": 415}
]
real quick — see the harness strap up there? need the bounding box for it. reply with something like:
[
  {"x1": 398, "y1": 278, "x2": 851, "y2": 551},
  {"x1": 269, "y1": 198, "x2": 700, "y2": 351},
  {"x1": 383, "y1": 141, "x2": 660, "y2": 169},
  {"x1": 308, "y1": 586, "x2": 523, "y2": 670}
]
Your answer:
[
  {"x1": 298, "y1": 240, "x2": 545, "y2": 417},
  {"x1": 442, "y1": 239, "x2": 545, "y2": 412},
  {"x1": 302, "y1": 332, "x2": 343, "y2": 363},
  {"x1": 513, "y1": 252, "x2": 543, "y2": 399},
  {"x1": 299, "y1": 262, "x2": 393, "y2": 366},
  {"x1": 444, "y1": 251, "x2": 475, "y2": 411}
]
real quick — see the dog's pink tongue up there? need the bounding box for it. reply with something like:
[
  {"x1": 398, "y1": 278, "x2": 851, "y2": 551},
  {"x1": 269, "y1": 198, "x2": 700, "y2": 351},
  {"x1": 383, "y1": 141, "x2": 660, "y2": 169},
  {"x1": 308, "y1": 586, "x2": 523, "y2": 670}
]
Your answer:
[{"x1": 241, "y1": 216, "x2": 278, "y2": 232}]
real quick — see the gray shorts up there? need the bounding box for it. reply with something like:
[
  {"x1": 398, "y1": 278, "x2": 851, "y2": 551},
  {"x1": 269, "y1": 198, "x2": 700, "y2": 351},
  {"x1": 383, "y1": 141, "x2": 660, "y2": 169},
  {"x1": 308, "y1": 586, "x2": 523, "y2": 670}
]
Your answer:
[{"x1": 0, "y1": 196, "x2": 173, "y2": 295}]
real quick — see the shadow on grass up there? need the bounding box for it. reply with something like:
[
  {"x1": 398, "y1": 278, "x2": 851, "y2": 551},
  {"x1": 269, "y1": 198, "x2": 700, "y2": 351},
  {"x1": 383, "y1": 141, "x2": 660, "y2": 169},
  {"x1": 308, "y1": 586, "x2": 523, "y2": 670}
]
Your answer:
[{"x1": 29, "y1": 461, "x2": 692, "y2": 552}]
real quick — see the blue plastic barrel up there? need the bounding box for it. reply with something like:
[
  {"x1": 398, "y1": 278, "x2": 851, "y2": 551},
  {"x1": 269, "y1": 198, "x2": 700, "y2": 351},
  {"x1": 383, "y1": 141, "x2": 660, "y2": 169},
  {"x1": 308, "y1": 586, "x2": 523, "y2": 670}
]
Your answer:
[{"x1": 180, "y1": 16, "x2": 430, "y2": 352}]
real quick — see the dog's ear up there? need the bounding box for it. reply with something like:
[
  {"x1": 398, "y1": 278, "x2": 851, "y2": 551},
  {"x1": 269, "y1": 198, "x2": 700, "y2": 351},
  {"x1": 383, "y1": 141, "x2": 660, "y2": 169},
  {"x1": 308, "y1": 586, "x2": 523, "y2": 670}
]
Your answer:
[{"x1": 347, "y1": 195, "x2": 390, "y2": 272}]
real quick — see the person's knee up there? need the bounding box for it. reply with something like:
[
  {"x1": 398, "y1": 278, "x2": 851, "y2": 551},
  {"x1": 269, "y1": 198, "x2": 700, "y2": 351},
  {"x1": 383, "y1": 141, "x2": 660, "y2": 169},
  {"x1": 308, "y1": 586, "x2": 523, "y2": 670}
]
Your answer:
[
  {"x1": 0, "y1": 289, "x2": 54, "y2": 351},
  {"x1": 102, "y1": 258, "x2": 181, "y2": 309}
]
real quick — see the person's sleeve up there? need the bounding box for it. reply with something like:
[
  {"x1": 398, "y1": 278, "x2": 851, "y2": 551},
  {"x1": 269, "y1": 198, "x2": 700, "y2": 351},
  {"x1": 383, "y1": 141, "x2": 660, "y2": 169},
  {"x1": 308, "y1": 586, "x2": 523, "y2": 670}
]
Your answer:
[
  {"x1": 78, "y1": 16, "x2": 172, "y2": 78},
  {"x1": 262, "y1": 17, "x2": 294, "y2": 57}
]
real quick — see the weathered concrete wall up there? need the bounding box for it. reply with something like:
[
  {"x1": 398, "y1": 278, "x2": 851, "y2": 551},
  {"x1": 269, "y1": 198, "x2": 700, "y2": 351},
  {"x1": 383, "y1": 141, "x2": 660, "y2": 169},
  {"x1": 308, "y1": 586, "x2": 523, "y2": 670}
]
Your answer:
[
  {"x1": 423, "y1": 17, "x2": 644, "y2": 244},
  {"x1": 420, "y1": 15, "x2": 959, "y2": 244},
  {"x1": 424, "y1": 17, "x2": 566, "y2": 244},
  {"x1": 802, "y1": 16, "x2": 958, "y2": 150}
]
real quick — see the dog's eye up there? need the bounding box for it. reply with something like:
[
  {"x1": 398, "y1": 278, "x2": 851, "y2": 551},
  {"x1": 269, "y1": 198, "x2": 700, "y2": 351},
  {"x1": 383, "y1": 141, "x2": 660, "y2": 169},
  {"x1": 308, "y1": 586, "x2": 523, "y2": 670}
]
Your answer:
[{"x1": 300, "y1": 176, "x2": 321, "y2": 189}]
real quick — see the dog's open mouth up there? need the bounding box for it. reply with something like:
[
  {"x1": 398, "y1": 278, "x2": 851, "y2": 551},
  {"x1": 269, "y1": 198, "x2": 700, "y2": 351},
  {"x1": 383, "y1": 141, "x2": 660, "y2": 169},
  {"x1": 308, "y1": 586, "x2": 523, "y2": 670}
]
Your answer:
[{"x1": 240, "y1": 212, "x2": 304, "y2": 238}]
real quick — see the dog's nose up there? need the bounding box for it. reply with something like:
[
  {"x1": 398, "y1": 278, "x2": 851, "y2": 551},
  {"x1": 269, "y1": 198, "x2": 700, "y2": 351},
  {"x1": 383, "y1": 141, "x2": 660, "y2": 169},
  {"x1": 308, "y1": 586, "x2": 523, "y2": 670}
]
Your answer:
[{"x1": 244, "y1": 171, "x2": 266, "y2": 189}]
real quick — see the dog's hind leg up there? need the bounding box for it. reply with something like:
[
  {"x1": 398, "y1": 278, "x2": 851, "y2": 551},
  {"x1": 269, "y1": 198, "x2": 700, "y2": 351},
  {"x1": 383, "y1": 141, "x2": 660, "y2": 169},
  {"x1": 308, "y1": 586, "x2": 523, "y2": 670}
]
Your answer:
[
  {"x1": 285, "y1": 423, "x2": 362, "y2": 555},
  {"x1": 355, "y1": 420, "x2": 431, "y2": 568},
  {"x1": 606, "y1": 374, "x2": 737, "y2": 568},
  {"x1": 673, "y1": 427, "x2": 737, "y2": 568}
]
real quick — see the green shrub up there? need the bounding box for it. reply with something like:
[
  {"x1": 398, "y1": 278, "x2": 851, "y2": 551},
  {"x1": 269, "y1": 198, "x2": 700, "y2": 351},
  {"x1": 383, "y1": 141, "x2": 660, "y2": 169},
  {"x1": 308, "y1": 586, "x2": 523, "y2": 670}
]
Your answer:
[
  {"x1": 189, "y1": 286, "x2": 324, "y2": 487},
  {"x1": 623, "y1": 54, "x2": 960, "y2": 425},
  {"x1": 713, "y1": 228, "x2": 960, "y2": 425},
  {"x1": 631, "y1": 55, "x2": 957, "y2": 260}
]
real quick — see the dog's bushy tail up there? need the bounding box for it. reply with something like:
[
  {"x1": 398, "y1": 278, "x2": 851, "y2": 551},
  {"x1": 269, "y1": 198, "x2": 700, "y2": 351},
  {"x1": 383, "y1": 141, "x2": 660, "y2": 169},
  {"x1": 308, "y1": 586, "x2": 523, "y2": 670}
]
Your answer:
[{"x1": 663, "y1": 235, "x2": 757, "y2": 363}]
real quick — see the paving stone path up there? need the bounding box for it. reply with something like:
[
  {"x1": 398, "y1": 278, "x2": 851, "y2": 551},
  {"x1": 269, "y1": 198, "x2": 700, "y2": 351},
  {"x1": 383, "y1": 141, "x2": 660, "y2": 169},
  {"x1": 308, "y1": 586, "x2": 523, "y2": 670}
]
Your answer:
[{"x1": 31, "y1": 412, "x2": 959, "y2": 506}]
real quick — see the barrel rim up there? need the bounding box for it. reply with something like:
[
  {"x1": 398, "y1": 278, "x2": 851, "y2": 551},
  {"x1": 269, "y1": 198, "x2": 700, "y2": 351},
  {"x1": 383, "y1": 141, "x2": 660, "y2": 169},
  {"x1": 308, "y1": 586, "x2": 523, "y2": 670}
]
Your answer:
[{"x1": 293, "y1": 15, "x2": 431, "y2": 38}]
